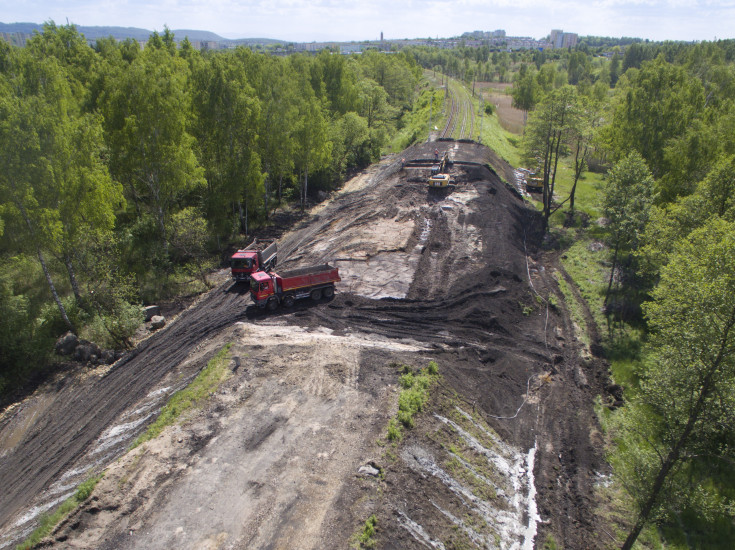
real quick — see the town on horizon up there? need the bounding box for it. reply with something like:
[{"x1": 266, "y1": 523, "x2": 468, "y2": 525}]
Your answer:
[{"x1": 1, "y1": 22, "x2": 586, "y2": 53}]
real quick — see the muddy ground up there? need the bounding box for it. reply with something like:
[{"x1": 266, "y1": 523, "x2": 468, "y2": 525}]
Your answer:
[{"x1": 0, "y1": 140, "x2": 613, "y2": 549}]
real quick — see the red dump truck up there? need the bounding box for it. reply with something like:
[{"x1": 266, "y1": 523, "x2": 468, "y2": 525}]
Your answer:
[
  {"x1": 230, "y1": 240, "x2": 277, "y2": 282},
  {"x1": 249, "y1": 264, "x2": 341, "y2": 311}
]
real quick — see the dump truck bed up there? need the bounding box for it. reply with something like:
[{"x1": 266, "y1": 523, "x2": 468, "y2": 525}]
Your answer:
[{"x1": 277, "y1": 264, "x2": 340, "y2": 292}]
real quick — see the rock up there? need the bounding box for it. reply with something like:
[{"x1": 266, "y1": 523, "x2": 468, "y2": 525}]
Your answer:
[
  {"x1": 142, "y1": 305, "x2": 160, "y2": 322},
  {"x1": 150, "y1": 315, "x2": 166, "y2": 330},
  {"x1": 554, "y1": 326, "x2": 565, "y2": 340},
  {"x1": 488, "y1": 285, "x2": 507, "y2": 295},
  {"x1": 358, "y1": 464, "x2": 380, "y2": 477},
  {"x1": 55, "y1": 332, "x2": 79, "y2": 356},
  {"x1": 74, "y1": 340, "x2": 103, "y2": 364}
]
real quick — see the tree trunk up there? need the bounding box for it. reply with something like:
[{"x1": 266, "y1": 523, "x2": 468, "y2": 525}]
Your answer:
[
  {"x1": 39, "y1": 248, "x2": 74, "y2": 332},
  {"x1": 10, "y1": 181, "x2": 74, "y2": 331},
  {"x1": 264, "y1": 174, "x2": 269, "y2": 219},
  {"x1": 605, "y1": 243, "x2": 619, "y2": 306},
  {"x1": 64, "y1": 253, "x2": 82, "y2": 304},
  {"x1": 277, "y1": 173, "x2": 283, "y2": 212}
]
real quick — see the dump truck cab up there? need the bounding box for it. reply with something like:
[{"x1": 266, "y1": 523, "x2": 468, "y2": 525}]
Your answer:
[
  {"x1": 250, "y1": 270, "x2": 276, "y2": 307},
  {"x1": 230, "y1": 240, "x2": 277, "y2": 282}
]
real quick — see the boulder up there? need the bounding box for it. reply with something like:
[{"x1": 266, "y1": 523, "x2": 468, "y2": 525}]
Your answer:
[
  {"x1": 55, "y1": 332, "x2": 79, "y2": 356},
  {"x1": 150, "y1": 315, "x2": 166, "y2": 330},
  {"x1": 74, "y1": 340, "x2": 103, "y2": 363},
  {"x1": 142, "y1": 305, "x2": 161, "y2": 322}
]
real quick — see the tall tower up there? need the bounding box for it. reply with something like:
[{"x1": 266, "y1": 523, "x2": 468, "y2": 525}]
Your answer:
[{"x1": 381, "y1": 31, "x2": 384, "y2": 42}]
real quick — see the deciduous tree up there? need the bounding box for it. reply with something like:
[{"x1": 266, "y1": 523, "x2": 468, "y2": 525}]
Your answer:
[{"x1": 615, "y1": 218, "x2": 735, "y2": 549}]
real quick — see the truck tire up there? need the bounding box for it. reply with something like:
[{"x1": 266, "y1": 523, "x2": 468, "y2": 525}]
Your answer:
[
  {"x1": 282, "y1": 295, "x2": 295, "y2": 308},
  {"x1": 322, "y1": 286, "x2": 334, "y2": 299},
  {"x1": 310, "y1": 289, "x2": 322, "y2": 301},
  {"x1": 266, "y1": 298, "x2": 279, "y2": 311}
]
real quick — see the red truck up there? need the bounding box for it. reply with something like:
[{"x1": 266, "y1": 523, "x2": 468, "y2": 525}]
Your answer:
[
  {"x1": 230, "y1": 240, "x2": 277, "y2": 282},
  {"x1": 250, "y1": 264, "x2": 341, "y2": 311}
]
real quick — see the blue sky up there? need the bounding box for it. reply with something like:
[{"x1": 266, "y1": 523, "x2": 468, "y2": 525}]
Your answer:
[{"x1": 2, "y1": 0, "x2": 733, "y2": 42}]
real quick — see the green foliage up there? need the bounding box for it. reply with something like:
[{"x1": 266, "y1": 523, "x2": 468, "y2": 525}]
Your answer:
[
  {"x1": 387, "y1": 418, "x2": 402, "y2": 442},
  {"x1": 607, "y1": 55, "x2": 705, "y2": 186},
  {"x1": 511, "y1": 64, "x2": 541, "y2": 113},
  {"x1": 396, "y1": 364, "x2": 438, "y2": 429},
  {"x1": 133, "y1": 344, "x2": 232, "y2": 447},
  {"x1": 384, "y1": 363, "x2": 440, "y2": 441},
  {"x1": 0, "y1": 267, "x2": 55, "y2": 395},
  {"x1": 612, "y1": 218, "x2": 735, "y2": 548},
  {"x1": 522, "y1": 85, "x2": 581, "y2": 227},
  {"x1": 351, "y1": 514, "x2": 378, "y2": 549},
  {"x1": 542, "y1": 533, "x2": 559, "y2": 550}
]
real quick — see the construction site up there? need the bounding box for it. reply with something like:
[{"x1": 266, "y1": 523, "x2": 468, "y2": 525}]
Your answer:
[{"x1": 0, "y1": 137, "x2": 613, "y2": 549}]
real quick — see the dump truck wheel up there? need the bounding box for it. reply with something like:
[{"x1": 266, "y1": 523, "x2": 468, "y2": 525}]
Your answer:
[
  {"x1": 322, "y1": 286, "x2": 334, "y2": 299},
  {"x1": 266, "y1": 298, "x2": 279, "y2": 311},
  {"x1": 282, "y1": 295, "x2": 295, "y2": 308},
  {"x1": 311, "y1": 289, "x2": 322, "y2": 301}
]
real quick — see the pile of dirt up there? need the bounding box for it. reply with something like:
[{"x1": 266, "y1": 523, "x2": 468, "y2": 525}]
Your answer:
[{"x1": 0, "y1": 140, "x2": 610, "y2": 550}]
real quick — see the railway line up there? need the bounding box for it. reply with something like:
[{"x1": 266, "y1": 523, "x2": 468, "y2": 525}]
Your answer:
[{"x1": 439, "y1": 78, "x2": 476, "y2": 141}]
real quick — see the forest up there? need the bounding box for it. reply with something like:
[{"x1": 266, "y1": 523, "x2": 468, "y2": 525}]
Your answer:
[{"x1": 3, "y1": 21, "x2": 735, "y2": 548}]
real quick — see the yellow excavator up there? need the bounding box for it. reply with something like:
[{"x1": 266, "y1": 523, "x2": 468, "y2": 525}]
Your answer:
[{"x1": 428, "y1": 151, "x2": 455, "y2": 188}]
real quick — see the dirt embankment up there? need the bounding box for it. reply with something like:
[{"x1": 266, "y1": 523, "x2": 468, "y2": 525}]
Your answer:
[{"x1": 0, "y1": 140, "x2": 611, "y2": 550}]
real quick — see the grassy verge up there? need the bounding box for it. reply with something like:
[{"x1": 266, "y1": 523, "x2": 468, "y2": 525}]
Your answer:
[
  {"x1": 132, "y1": 343, "x2": 233, "y2": 448},
  {"x1": 16, "y1": 475, "x2": 103, "y2": 550}
]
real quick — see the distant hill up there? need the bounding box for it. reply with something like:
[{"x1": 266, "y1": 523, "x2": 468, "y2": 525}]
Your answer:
[{"x1": 0, "y1": 22, "x2": 285, "y2": 45}]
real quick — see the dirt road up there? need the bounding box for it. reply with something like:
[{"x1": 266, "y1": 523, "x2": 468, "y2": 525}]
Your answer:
[{"x1": 0, "y1": 140, "x2": 610, "y2": 549}]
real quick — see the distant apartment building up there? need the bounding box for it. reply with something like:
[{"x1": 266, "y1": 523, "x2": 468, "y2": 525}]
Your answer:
[{"x1": 549, "y1": 29, "x2": 578, "y2": 49}]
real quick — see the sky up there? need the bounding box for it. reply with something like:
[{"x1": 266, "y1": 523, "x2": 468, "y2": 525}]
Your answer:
[{"x1": 2, "y1": 0, "x2": 734, "y2": 43}]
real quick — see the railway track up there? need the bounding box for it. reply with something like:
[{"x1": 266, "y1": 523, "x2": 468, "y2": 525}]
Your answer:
[
  {"x1": 440, "y1": 79, "x2": 476, "y2": 140},
  {"x1": 440, "y1": 83, "x2": 459, "y2": 139}
]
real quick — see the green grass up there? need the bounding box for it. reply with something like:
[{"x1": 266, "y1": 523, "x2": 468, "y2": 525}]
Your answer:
[
  {"x1": 16, "y1": 475, "x2": 103, "y2": 550},
  {"x1": 548, "y1": 163, "x2": 606, "y2": 223},
  {"x1": 351, "y1": 514, "x2": 378, "y2": 549},
  {"x1": 133, "y1": 343, "x2": 232, "y2": 448},
  {"x1": 385, "y1": 362, "x2": 440, "y2": 441}
]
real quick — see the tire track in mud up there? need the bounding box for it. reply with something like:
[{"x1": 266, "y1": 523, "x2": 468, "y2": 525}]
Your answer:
[{"x1": 0, "y1": 284, "x2": 252, "y2": 542}]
